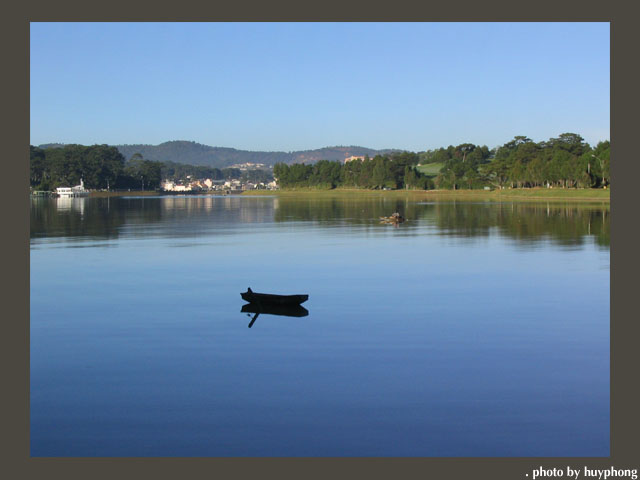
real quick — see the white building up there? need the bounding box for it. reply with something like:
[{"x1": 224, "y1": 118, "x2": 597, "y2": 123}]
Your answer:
[{"x1": 56, "y1": 178, "x2": 89, "y2": 197}]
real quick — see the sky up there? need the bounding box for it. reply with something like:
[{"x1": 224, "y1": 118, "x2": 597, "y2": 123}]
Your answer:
[{"x1": 30, "y1": 22, "x2": 610, "y2": 152}]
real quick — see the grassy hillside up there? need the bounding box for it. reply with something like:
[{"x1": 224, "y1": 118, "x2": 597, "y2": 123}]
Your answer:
[{"x1": 417, "y1": 162, "x2": 444, "y2": 177}]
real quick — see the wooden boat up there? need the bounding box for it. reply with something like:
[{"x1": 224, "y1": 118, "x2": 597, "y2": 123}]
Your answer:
[{"x1": 240, "y1": 287, "x2": 309, "y2": 305}]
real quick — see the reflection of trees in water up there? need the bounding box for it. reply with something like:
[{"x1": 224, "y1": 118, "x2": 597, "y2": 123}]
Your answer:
[
  {"x1": 30, "y1": 197, "x2": 162, "y2": 240},
  {"x1": 273, "y1": 197, "x2": 609, "y2": 247},
  {"x1": 274, "y1": 196, "x2": 412, "y2": 225},
  {"x1": 430, "y1": 202, "x2": 609, "y2": 247},
  {"x1": 30, "y1": 196, "x2": 277, "y2": 241},
  {"x1": 31, "y1": 197, "x2": 125, "y2": 240},
  {"x1": 31, "y1": 196, "x2": 609, "y2": 248},
  {"x1": 158, "y1": 196, "x2": 275, "y2": 226}
]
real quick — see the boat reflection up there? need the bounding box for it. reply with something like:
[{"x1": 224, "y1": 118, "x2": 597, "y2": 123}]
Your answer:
[{"x1": 241, "y1": 302, "x2": 309, "y2": 328}]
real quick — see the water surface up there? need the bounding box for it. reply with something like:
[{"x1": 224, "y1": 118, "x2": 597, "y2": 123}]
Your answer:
[{"x1": 30, "y1": 194, "x2": 610, "y2": 456}]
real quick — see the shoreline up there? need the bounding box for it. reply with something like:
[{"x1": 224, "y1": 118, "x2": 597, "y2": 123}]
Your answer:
[
  {"x1": 242, "y1": 187, "x2": 610, "y2": 203},
  {"x1": 87, "y1": 190, "x2": 230, "y2": 198},
  {"x1": 34, "y1": 187, "x2": 608, "y2": 203}
]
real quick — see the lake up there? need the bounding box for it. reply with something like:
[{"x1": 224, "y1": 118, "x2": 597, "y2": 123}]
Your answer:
[{"x1": 30, "y1": 194, "x2": 610, "y2": 457}]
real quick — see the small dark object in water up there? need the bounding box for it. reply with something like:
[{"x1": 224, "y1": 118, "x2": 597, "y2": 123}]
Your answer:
[
  {"x1": 380, "y1": 212, "x2": 405, "y2": 224},
  {"x1": 240, "y1": 287, "x2": 309, "y2": 305}
]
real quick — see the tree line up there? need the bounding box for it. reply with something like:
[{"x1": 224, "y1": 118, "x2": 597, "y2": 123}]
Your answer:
[
  {"x1": 431, "y1": 133, "x2": 609, "y2": 190},
  {"x1": 274, "y1": 152, "x2": 432, "y2": 190},
  {"x1": 29, "y1": 145, "x2": 275, "y2": 191},
  {"x1": 30, "y1": 145, "x2": 163, "y2": 191},
  {"x1": 30, "y1": 133, "x2": 610, "y2": 192},
  {"x1": 273, "y1": 133, "x2": 610, "y2": 191}
]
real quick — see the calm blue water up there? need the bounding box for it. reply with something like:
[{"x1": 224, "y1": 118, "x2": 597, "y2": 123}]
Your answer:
[{"x1": 30, "y1": 195, "x2": 610, "y2": 456}]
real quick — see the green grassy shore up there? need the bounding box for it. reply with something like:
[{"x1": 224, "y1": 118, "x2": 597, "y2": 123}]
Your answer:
[
  {"x1": 242, "y1": 187, "x2": 610, "y2": 203},
  {"x1": 86, "y1": 187, "x2": 609, "y2": 203}
]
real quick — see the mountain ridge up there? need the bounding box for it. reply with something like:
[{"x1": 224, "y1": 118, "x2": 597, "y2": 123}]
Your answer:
[{"x1": 37, "y1": 140, "x2": 402, "y2": 169}]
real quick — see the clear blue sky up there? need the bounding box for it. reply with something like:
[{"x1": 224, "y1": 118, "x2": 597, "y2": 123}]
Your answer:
[{"x1": 30, "y1": 22, "x2": 610, "y2": 152}]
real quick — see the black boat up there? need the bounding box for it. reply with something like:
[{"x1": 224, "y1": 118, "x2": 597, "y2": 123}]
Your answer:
[
  {"x1": 241, "y1": 298, "x2": 309, "y2": 328},
  {"x1": 240, "y1": 287, "x2": 308, "y2": 306}
]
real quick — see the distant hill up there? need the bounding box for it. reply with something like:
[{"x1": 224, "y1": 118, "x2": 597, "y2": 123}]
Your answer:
[{"x1": 39, "y1": 141, "x2": 400, "y2": 168}]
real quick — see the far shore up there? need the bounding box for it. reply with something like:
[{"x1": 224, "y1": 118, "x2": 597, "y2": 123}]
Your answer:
[
  {"x1": 87, "y1": 190, "x2": 230, "y2": 198},
  {"x1": 77, "y1": 187, "x2": 609, "y2": 203},
  {"x1": 241, "y1": 187, "x2": 610, "y2": 203},
  {"x1": 88, "y1": 190, "x2": 162, "y2": 198}
]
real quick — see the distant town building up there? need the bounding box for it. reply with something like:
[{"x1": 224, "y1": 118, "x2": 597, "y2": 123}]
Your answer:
[
  {"x1": 230, "y1": 162, "x2": 267, "y2": 170},
  {"x1": 223, "y1": 180, "x2": 243, "y2": 191},
  {"x1": 344, "y1": 155, "x2": 366, "y2": 163},
  {"x1": 161, "y1": 177, "x2": 277, "y2": 192},
  {"x1": 162, "y1": 180, "x2": 193, "y2": 192}
]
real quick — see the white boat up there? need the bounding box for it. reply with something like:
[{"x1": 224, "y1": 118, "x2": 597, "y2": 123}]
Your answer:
[{"x1": 56, "y1": 178, "x2": 89, "y2": 197}]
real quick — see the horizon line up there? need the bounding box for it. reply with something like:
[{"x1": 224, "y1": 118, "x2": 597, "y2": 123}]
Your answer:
[{"x1": 31, "y1": 134, "x2": 611, "y2": 153}]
